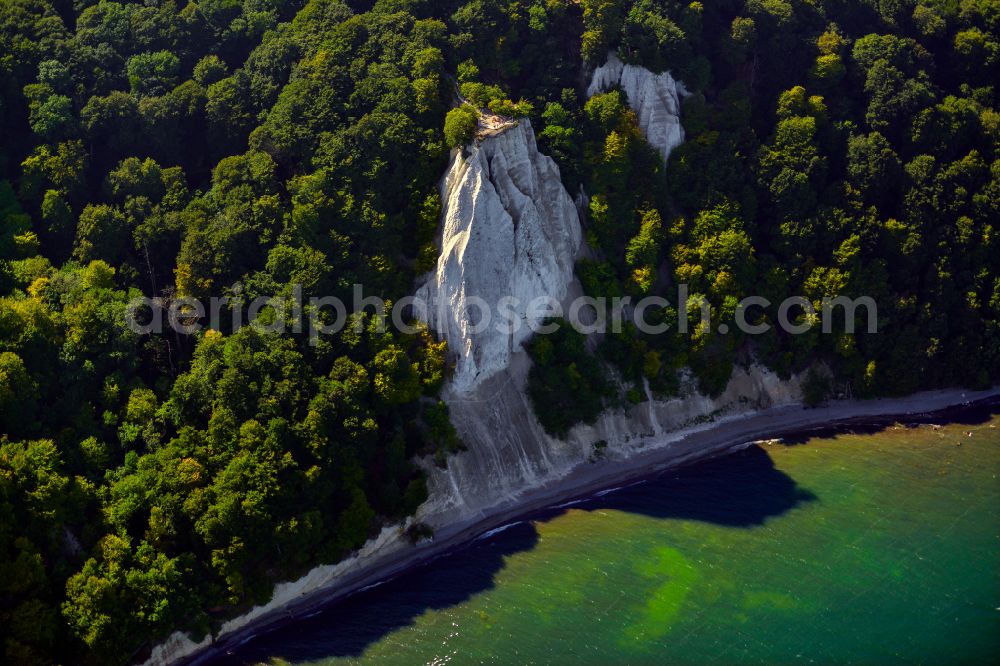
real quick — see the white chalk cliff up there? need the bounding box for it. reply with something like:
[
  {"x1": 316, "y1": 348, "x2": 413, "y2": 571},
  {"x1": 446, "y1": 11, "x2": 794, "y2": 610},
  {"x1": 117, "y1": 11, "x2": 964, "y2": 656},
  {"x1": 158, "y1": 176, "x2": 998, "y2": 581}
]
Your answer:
[
  {"x1": 408, "y1": 118, "x2": 791, "y2": 525},
  {"x1": 415, "y1": 120, "x2": 582, "y2": 394},
  {"x1": 587, "y1": 51, "x2": 687, "y2": 163}
]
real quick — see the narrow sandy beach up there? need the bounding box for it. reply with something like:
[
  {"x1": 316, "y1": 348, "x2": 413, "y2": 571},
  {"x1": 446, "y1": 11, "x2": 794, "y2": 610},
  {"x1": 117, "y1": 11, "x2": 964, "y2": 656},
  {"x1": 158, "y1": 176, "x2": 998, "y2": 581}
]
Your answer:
[{"x1": 176, "y1": 386, "x2": 1000, "y2": 665}]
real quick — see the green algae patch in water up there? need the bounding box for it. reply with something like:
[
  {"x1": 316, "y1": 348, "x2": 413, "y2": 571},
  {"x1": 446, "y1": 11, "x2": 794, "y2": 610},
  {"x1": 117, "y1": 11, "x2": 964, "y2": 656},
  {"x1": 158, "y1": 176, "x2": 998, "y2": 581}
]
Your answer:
[{"x1": 621, "y1": 546, "x2": 698, "y2": 645}]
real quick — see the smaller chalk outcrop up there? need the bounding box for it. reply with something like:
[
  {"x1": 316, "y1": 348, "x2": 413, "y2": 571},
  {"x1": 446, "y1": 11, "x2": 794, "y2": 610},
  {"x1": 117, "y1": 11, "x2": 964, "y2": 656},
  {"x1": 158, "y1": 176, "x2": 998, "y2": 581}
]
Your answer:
[
  {"x1": 587, "y1": 51, "x2": 687, "y2": 163},
  {"x1": 415, "y1": 120, "x2": 582, "y2": 394}
]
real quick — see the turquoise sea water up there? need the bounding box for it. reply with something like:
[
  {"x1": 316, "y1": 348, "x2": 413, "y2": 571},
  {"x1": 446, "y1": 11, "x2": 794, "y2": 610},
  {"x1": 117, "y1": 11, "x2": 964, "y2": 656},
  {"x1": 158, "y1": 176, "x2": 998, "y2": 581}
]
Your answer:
[{"x1": 218, "y1": 412, "x2": 1000, "y2": 665}]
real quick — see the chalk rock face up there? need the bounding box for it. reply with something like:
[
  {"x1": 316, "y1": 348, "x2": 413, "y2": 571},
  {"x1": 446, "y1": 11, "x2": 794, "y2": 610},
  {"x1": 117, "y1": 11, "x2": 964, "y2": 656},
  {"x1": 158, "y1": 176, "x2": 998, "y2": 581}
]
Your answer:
[
  {"x1": 415, "y1": 120, "x2": 582, "y2": 394},
  {"x1": 587, "y1": 51, "x2": 686, "y2": 163}
]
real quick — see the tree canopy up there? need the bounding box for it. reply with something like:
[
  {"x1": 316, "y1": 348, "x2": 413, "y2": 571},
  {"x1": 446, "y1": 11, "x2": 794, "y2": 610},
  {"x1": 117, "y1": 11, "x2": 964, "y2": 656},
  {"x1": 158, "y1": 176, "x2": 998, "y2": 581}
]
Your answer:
[{"x1": 0, "y1": 0, "x2": 997, "y2": 662}]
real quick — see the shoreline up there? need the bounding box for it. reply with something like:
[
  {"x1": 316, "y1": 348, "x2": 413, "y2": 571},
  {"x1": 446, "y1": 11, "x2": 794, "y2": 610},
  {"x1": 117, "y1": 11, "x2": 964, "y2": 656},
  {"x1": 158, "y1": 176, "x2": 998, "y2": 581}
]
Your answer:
[{"x1": 178, "y1": 386, "x2": 1000, "y2": 665}]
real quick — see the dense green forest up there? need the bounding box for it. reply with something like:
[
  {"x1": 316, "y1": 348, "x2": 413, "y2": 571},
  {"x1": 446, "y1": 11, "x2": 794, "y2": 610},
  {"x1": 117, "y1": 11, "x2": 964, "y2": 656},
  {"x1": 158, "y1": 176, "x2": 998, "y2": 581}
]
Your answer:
[
  {"x1": 527, "y1": 0, "x2": 1000, "y2": 435},
  {"x1": 0, "y1": 0, "x2": 997, "y2": 663}
]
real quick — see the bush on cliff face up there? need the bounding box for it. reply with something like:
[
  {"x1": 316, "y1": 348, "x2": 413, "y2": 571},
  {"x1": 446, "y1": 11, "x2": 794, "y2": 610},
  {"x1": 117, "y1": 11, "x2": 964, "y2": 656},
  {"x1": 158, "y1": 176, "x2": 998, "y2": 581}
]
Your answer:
[
  {"x1": 526, "y1": 322, "x2": 614, "y2": 438},
  {"x1": 444, "y1": 105, "x2": 479, "y2": 147}
]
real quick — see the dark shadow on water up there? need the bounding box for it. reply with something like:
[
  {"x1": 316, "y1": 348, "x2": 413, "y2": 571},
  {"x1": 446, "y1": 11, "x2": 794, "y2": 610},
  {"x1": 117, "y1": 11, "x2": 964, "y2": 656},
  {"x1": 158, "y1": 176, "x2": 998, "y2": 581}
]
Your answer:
[
  {"x1": 210, "y1": 521, "x2": 540, "y2": 665},
  {"x1": 566, "y1": 444, "x2": 816, "y2": 527},
  {"x1": 210, "y1": 444, "x2": 814, "y2": 664}
]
